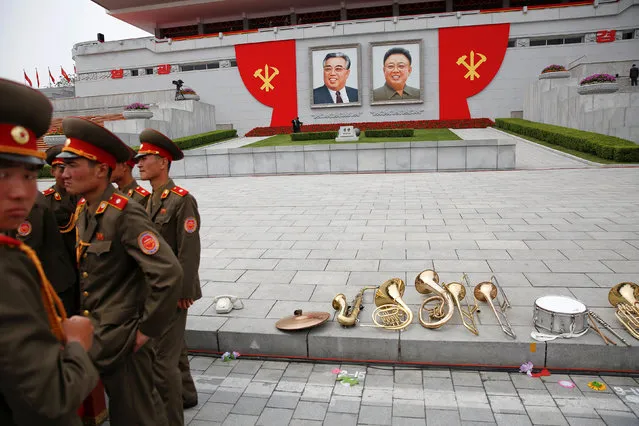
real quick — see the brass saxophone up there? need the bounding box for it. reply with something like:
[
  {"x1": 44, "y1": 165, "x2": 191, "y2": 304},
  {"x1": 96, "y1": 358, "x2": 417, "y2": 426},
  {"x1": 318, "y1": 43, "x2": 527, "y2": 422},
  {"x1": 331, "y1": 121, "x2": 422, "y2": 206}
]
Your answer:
[{"x1": 332, "y1": 286, "x2": 377, "y2": 326}]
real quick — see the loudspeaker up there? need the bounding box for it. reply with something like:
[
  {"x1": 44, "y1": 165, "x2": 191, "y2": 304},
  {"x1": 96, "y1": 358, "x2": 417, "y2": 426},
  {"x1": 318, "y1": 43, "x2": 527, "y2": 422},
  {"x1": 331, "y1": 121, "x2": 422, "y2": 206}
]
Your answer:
[{"x1": 97, "y1": 33, "x2": 105, "y2": 43}]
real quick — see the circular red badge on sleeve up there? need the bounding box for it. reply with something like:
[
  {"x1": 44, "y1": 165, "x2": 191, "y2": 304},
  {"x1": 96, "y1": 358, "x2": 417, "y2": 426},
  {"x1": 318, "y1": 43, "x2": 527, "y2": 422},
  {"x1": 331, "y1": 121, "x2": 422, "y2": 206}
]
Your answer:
[
  {"x1": 184, "y1": 217, "x2": 198, "y2": 234},
  {"x1": 138, "y1": 231, "x2": 160, "y2": 255},
  {"x1": 17, "y1": 221, "x2": 32, "y2": 237}
]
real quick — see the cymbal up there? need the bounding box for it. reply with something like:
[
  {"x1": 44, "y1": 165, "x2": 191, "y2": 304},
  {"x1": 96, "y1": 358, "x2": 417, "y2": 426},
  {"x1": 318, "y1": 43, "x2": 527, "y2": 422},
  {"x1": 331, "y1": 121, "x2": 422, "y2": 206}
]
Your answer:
[{"x1": 276, "y1": 310, "x2": 331, "y2": 331}]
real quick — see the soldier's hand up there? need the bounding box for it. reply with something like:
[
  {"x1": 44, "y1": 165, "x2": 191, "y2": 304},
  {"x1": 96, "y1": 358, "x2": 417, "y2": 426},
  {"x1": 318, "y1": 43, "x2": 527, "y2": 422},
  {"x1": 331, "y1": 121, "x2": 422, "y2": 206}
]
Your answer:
[
  {"x1": 134, "y1": 330, "x2": 150, "y2": 353},
  {"x1": 63, "y1": 316, "x2": 94, "y2": 352},
  {"x1": 178, "y1": 298, "x2": 194, "y2": 310}
]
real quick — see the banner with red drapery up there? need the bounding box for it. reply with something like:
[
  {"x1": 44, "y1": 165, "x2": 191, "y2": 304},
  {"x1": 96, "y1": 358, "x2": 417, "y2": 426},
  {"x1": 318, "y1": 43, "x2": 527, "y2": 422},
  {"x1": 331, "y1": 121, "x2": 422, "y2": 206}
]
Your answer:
[
  {"x1": 23, "y1": 70, "x2": 32, "y2": 87},
  {"x1": 61, "y1": 66, "x2": 70, "y2": 83},
  {"x1": 48, "y1": 68, "x2": 56, "y2": 84},
  {"x1": 111, "y1": 69, "x2": 124, "y2": 79},
  {"x1": 438, "y1": 24, "x2": 510, "y2": 120},
  {"x1": 235, "y1": 40, "x2": 298, "y2": 127},
  {"x1": 158, "y1": 64, "x2": 171, "y2": 75},
  {"x1": 596, "y1": 30, "x2": 616, "y2": 43},
  {"x1": 36, "y1": 69, "x2": 40, "y2": 88}
]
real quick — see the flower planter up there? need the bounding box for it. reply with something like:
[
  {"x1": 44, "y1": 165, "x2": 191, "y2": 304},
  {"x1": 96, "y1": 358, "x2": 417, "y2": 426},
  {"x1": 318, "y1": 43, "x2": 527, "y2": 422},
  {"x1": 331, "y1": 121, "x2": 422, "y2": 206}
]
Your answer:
[
  {"x1": 180, "y1": 94, "x2": 200, "y2": 101},
  {"x1": 43, "y1": 135, "x2": 67, "y2": 146},
  {"x1": 538, "y1": 71, "x2": 570, "y2": 80},
  {"x1": 123, "y1": 110, "x2": 153, "y2": 119},
  {"x1": 577, "y1": 82, "x2": 619, "y2": 95}
]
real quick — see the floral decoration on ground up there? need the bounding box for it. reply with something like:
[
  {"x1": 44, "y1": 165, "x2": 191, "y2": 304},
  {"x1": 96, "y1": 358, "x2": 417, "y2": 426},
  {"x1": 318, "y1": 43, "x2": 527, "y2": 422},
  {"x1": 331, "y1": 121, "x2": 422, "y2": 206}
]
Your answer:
[
  {"x1": 541, "y1": 64, "x2": 567, "y2": 73},
  {"x1": 124, "y1": 102, "x2": 150, "y2": 110},
  {"x1": 579, "y1": 74, "x2": 616, "y2": 86}
]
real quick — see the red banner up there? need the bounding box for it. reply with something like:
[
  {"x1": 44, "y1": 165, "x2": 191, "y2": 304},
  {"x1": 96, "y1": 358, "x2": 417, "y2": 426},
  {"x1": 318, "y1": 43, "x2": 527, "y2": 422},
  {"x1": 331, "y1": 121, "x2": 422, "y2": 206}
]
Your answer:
[
  {"x1": 596, "y1": 30, "x2": 616, "y2": 43},
  {"x1": 158, "y1": 64, "x2": 171, "y2": 75},
  {"x1": 235, "y1": 40, "x2": 297, "y2": 127},
  {"x1": 439, "y1": 24, "x2": 510, "y2": 120},
  {"x1": 111, "y1": 69, "x2": 123, "y2": 79},
  {"x1": 61, "y1": 66, "x2": 70, "y2": 83}
]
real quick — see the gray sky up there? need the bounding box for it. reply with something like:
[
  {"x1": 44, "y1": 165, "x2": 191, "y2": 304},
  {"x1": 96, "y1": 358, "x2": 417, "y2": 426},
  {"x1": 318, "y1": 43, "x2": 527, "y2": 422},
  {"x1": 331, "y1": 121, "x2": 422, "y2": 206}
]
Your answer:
[{"x1": 0, "y1": 0, "x2": 150, "y2": 85}]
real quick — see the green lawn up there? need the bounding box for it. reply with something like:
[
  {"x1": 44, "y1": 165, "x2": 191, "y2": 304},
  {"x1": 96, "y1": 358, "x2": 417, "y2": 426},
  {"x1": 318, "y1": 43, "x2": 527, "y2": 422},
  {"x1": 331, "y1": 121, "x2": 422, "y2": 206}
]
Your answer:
[
  {"x1": 497, "y1": 128, "x2": 619, "y2": 164},
  {"x1": 245, "y1": 129, "x2": 461, "y2": 148}
]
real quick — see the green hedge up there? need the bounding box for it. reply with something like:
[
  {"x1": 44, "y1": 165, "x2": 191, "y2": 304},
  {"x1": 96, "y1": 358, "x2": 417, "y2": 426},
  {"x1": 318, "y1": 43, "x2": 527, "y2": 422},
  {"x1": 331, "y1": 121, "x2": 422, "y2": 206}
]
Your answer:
[
  {"x1": 495, "y1": 118, "x2": 639, "y2": 163},
  {"x1": 291, "y1": 131, "x2": 338, "y2": 141},
  {"x1": 364, "y1": 129, "x2": 414, "y2": 138},
  {"x1": 38, "y1": 165, "x2": 52, "y2": 179},
  {"x1": 172, "y1": 129, "x2": 237, "y2": 150}
]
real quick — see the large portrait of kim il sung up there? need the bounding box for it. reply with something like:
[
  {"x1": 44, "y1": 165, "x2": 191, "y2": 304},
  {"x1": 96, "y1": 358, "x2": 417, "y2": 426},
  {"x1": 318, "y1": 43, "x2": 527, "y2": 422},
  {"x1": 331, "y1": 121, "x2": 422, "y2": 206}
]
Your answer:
[
  {"x1": 310, "y1": 44, "x2": 361, "y2": 108},
  {"x1": 371, "y1": 40, "x2": 423, "y2": 105}
]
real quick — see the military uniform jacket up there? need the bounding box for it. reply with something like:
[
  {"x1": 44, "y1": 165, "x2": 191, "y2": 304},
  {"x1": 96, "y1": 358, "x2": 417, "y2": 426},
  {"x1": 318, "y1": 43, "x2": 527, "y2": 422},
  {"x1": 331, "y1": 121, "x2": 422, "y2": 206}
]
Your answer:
[
  {"x1": 147, "y1": 179, "x2": 201, "y2": 300},
  {"x1": 9, "y1": 192, "x2": 76, "y2": 294},
  {"x1": 41, "y1": 184, "x2": 79, "y2": 271},
  {"x1": 0, "y1": 238, "x2": 99, "y2": 426},
  {"x1": 76, "y1": 185, "x2": 183, "y2": 371},
  {"x1": 119, "y1": 179, "x2": 150, "y2": 208}
]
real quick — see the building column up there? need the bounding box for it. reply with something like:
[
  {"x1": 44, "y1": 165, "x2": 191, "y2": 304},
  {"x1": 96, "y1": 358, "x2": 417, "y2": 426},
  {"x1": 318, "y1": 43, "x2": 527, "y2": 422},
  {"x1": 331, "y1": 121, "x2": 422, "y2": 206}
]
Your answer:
[
  {"x1": 340, "y1": 1, "x2": 347, "y2": 20},
  {"x1": 197, "y1": 22, "x2": 204, "y2": 35},
  {"x1": 243, "y1": 13, "x2": 249, "y2": 30},
  {"x1": 446, "y1": 0, "x2": 453, "y2": 12},
  {"x1": 502, "y1": 0, "x2": 510, "y2": 7},
  {"x1": 393, "y1": 0, "x2": 399, "y2": 16},
  {"x1": 154, "y1": 27, "x2": 163, "y2": 39},
  {"x1": 290, "y1": 8, "x2": 297, "y2": 25}
]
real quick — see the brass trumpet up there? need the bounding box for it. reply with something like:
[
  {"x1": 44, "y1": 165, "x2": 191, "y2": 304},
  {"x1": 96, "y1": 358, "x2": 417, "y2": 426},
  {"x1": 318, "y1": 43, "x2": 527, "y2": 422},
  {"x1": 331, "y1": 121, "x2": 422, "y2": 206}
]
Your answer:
[
  {"x1": 415, "y1": 270, "x2": 479, "y2": 335},
  {"x1": 608, "y1": 282, "x2": 639, "y2": 340},
  {"x1": 332, "y1": 286, "x2": 377, "y2": 327},
  {"x1": 473, "y1": 276, "x2": 516, "y2": 339},
  {"x1": 372, "y1": 278, "x2": 413, "y2": 330}
]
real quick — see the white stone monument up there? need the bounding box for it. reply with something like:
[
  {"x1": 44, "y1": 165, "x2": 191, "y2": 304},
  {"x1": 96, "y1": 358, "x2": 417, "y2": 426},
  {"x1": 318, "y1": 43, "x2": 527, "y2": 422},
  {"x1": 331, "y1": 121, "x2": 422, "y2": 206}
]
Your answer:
[{"x1": 335, "y1": 125, "x2": 359, "y2": 142}]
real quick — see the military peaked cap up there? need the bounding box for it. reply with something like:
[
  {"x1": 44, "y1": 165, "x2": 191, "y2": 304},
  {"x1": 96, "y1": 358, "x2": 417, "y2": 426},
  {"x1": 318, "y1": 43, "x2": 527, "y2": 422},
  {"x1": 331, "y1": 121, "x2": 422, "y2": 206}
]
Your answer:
[
  {"x1": 0, "y1": 78, "x2": 52, "y2": 165},
  {"x1": 124, "y1": 145, "x2": 137, "y2": 168},
  {"x1": 58, "y1": 117, "x2": 130, "y2": 169},
  {"x1": 45, "y1": 144, "x2": 65, "y2": 166},
  {"x1": 136, "y1": 128, "x2": 184, "y2": 161}
]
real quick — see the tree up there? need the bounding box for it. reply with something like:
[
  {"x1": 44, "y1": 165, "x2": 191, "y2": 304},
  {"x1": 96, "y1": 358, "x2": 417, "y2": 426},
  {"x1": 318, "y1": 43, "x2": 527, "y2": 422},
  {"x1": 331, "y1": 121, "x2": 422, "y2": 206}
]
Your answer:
[{"x1": 54, "y1": 74, "x2": 76, "y2": 87}]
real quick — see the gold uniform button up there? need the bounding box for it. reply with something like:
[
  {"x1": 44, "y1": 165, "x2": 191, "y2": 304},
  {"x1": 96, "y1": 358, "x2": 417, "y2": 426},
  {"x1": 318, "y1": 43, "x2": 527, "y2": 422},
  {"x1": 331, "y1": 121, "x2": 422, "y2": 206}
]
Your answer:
[
  {"x1": 82, "y1": 253, "x2": 87, "y2": 259},
  {"x1": 83, "y1": 291, "x2": 89, "y2": 297},
  {"x1": 83, "y1": 310, "x2": 90, "y2": 317},
  {"x1": 81, "y1": 272, "x2": 88, "y2": 278}
]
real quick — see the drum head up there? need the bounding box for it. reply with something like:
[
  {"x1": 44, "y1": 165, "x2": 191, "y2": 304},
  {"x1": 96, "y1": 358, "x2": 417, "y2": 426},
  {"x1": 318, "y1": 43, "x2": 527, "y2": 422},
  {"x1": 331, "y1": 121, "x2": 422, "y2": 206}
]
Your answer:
[{"x1": 535, "y1": 295, "x2": 586, "y2": 314}]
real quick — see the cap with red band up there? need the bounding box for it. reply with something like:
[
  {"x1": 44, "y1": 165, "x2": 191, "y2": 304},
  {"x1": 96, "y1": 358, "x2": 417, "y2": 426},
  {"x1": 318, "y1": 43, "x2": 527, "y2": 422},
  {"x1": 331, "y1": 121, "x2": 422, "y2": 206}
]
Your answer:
[
  {"x1": 136, "y1": 128, "x2": 184, "y2": 161},
  {"x1": 0, "y1": 78, "x2": 52, "y2": 166},
  {"x1": 45, "y1": 144, "x2": 65, "y2": 167},
  {"x1": 58, "y1": 117, "x2": 130, "y2": 168}
]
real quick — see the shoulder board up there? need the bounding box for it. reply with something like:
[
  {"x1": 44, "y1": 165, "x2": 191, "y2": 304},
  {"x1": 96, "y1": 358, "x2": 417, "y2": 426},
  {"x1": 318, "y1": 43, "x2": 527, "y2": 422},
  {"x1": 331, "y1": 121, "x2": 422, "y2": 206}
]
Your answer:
[
  {"x1": 42, "y1": 187, "x2": 55, "y2": 196},
  {"x1": 108, "y1": 193, "x2": 129, "y2": 210},
  {"x1": 135, "y1": 186, "x2": 150, "y2": 197},
  {"x1": 0, "y1": 235, "x2": 22, "y2": 247},
  {"x1": 77, "y1": 198, "x2": 86, "y2": 207},
  {"x1": 161, "y1": 189, "x2": 170, "y2": 199},
  {"x1": 171, "y1": 186, "x2": 189, "y2": 197}
]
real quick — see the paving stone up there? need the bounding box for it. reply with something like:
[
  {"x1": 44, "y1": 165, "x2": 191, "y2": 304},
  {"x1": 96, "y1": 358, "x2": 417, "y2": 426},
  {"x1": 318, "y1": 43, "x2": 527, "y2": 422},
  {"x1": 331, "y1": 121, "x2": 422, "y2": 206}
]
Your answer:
[
  {"x1": 266, "y1": 391, "x2": 301, "y2": 409},
  {"x1": 301, "y1": 385, "x2": 333, "y2": 402},
  {"x1": 288, "y1": 420, "x2": 322, "y2": 426},
  {"x1": 485, "y1": 381, "x2": 517, "y2": 396},
  {"x1": 393, "y1": 384, "x2": 425, "y2": 400},
  {"x1": 566, "y1": 418, "x2": 605, "y2": 426},
  {"x1": 424, "y1": 391, "x2": 458, "y2": 410},
  {"x1": 293, "y1": 401, "x2": 329, "y2": 421},
  {"x1": 261, "y1": 361, "x2": 289, "y2": 370},
  {"x1": 323, "y1": 412, "x2": 358, "y2": 426},
  {"x1": 243, "y1": 382, "x2": 276, "y2": 398},
  {"x1": 210, "y1": 389, "x2": 244, "y2": 404},
  {"x1": 394, "y1": 369, "x2": 423, "y2": 385},
  {"x1": 328, "y1": 396, "x2": 362, "y2": 414},
  {"x1": 480, "y1": 371, "x2": 512, "y2": 381},
  {"x1": 426, "y1": 408, "x2": 461, "y2": 426},
  {"x1": 284, "y1": 363, "x2": 315, "y2": 378},
  {"x1": 256, "y1": 407, "x2": 294, "y2": 426},
  {"x1": 393, "y1": 399, "x2": 426, "y2": 418},
  {"x1": 276, "y1": 379, "x2": 307, "y2": 393},
  {"x1": 555, "y1": 397, "x2": 599, "y2": 418},
  {"x1": 452, "y1": 371, "x2": 483, "y2": 387},
  {"x1": 357, "y1": 404, "x2": 392, "y2": 425},
  {"x1": 586, "y1": 394, "x2": 631, "y2": 411},
  {"x1": 307, "y1": 371, "x2": 338, "y2": 386},
  {"x1": 568, "y1": 375, "x2": 613, "y2": 394},
  {"x1": 494, "y1": 413, "x2": 533, "y2": 426},
  {"x1": 391, "y1": 417, "x2": 429, "y2": 426},
  {"x1": 459, "y1": 406, "x2": 495, "y2": 422},
  {"x1": 191, "y1": 356, "x2": 216, "y2": 371},
  {"x1": 189, "y1": 421, "x2": 222, "y2": 426},
  {"x1": 231, "y1": 396, "x2": 268, "y2": 416},
  {"x1": 362, "y1": 389, "x2": 393, "y2": 407},
  {"x1": 195, "y1": 402, "x2": 234, "y2": 422},
  {"x1": 232, "y1": 360, "x2": 264, "y2": 375},
  {"x1": 595, "y1": 409, "x2": 639, "y2": 426},
  {"x1": 253, "y1": 369, "x2": 284, "y2": 383},
  {"x1": 488, "y1": 395, "x2": 526, "y2": 414},
  {"x1": 525, "y1": 406, "x2": 568, "y2": 425},
  {"x1": 221, "y1": 414, "x2": 258, "y2": 426},
  {"x1": 518, "y1": 388, "x2": 557, "y2": 406}
]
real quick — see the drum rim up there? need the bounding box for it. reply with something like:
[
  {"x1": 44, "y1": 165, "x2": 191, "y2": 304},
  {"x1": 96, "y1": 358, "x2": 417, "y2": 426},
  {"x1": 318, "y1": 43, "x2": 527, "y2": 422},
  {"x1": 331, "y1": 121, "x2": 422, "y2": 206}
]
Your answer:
[{"x1": 534, "y1": 295, "x2": 586, "y2": 313}]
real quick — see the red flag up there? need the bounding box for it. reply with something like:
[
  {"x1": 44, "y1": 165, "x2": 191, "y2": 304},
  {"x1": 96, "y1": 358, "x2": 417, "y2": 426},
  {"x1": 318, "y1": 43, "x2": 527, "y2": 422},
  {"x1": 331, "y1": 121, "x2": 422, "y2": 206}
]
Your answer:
[
  {"x1": 596, "y1": 30, "x2": 616, "y2": 43},
  {"x1": 61, "y1": 66, "x2": 70, "y2": 83},
  {"x1": 111, "y1": 69, "x2": 124, "y2": 79},
  {"x1": 23, "y1": 70, "x2": 32, "y2": 87},
  {"x1": 439, "y1": 24, "x2": 510, "y2": 119},
  {"x1": 48, "y1": 67, "x2": 56, "y2": 84},
  {"x1": 36, "y1": 69, "x2": 40, "y2": 88},
  {"x1": 74, "y1": 64, "x2": 77, "y2": 74},
  {"x1": 158, "y1": 64, "x2": 171, "y2": 75},
  {"x1": 235, "y1": 40, "x2": 298, "y2": 127}
]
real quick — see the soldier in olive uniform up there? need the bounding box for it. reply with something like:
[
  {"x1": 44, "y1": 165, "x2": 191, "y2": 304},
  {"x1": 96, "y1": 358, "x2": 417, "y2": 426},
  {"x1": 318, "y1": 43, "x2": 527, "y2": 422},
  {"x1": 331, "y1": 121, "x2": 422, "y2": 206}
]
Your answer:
[
  {"x1": 59, "y1": 117, "x2": 183, "y2": 426},
  {"x1": 8, "y1": 191, "x2": 77, "y2": 314},
  {"x1": 137, "y1": 129, "x2": 202, "y2": 424},
  {"x1": 111, "y1": 146, "x2": 151, "y2": 207},
  {"x1": 0, "y1": 77, "x2": 99, "y2": 426}
]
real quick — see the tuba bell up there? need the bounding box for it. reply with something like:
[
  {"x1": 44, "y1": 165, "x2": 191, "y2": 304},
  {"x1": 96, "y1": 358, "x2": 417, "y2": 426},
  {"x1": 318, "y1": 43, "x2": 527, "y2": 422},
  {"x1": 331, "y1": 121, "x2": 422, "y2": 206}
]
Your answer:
[
  {"x1": 332, "y1": 286, "x2": 377, "y2": 327},
  {"x1": 415, "y1": 270, "x2": 454, "y2": 329},
  {"x1": 372, "y1": 278, "x2": 413, "y2": 330},
  {"x1": 608, "y1": 282, "x2": 639, "y2": 340}
]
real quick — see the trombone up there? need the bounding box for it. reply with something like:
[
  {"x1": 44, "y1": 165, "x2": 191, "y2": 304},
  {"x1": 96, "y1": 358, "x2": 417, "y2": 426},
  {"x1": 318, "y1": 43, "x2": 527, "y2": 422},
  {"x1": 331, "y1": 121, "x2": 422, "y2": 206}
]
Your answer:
[
  {"x1": 473, "y1": 275, "x2": 516, "y2": 339},
  {"x1": 608, "y1": 282, "x2": 639, "y2": 340},
  {"x1": 446, "y1": 273, "x2": 480, "y2": 335}
]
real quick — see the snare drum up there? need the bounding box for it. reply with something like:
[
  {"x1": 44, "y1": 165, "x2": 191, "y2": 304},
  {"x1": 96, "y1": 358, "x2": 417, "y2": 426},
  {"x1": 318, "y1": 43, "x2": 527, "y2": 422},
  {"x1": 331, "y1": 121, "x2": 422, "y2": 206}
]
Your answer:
[{"x1": 533, "y1": 295, "x2": 589, "y2": 337}]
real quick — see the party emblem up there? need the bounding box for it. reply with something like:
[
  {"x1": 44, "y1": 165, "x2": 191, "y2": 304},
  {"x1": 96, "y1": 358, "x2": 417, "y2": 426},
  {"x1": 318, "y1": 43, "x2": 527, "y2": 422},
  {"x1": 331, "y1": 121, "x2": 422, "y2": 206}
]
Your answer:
[
  {"x1": 184, "y1": 217, "x2": 198, "y2": 233},
  {"x1": 138, "y1": 231, "x2": 159, "y2": 255},
  {"x1": 11, "y1": 126, "x2": 29, "y2": 145},
  {"x1": 17, "y1": 221, "x2": 32, "y2": 237}
]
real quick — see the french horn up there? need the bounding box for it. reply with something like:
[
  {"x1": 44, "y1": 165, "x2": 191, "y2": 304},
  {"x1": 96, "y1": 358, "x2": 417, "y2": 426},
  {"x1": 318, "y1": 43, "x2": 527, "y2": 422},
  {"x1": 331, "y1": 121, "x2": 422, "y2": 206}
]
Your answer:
[
  {"x1": 372, "y1": 278, "x2": 413, "y2": 330},
  {"x1": 473, "y1": 276, "x2": 516, "y2": 339},
  {"x1": 608, "y1": 282, "x2": 639, "y2": 340}
]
